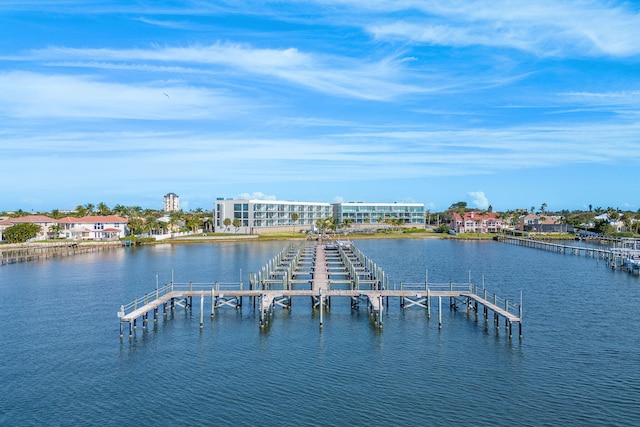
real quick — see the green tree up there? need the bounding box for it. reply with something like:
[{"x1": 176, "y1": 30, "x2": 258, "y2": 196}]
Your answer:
[
  {"x1": 435, "y1": 224, "x2": 450, "y2": 233},
  {"x1": 127, "y1": 217, "x2": 145, "y2": 235},
  {"x1": 291, "y1": 212, "x2": 299, "y2": 235},
  {"x1": 75, "y1": 205, "x2": 88, "y2": 217},
  {"x1": 184, "y1": 214, "x2": 202, "y2": 233},
  {"x1": 96, "y1": 202, "x2": 111, "y2": 216},
  {"x1": 232, "y1": 218, "x2": 241, "y2": 233},
  {"x1": 449, "y1": 201, "x2": 467, "y2": 210},
  {"x1": 3, "y1": 223, "x2": 41, "y2": 243},
  {"x1": 223, "y1": 218, "x2": 232, "y2": 232},
  {"x1": 49, "y1": 223, "x2": 63, "y2": 239},
  {"x1": 112, "y1": 204, "x2": 128, "y2": 217}
]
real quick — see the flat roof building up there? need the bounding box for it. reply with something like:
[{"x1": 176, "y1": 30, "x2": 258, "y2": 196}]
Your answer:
[
  {"x1": 213, "y1": 198, "x2": 332, "y2": 234},
  {"x1": 213, "y1": 198, "x2": 425, "y2": 234},
  {"x1": 163, "y1": 193, "x2": 180, "y2": 212},
  {"x1": 333, "y1": 202, "x2": 425, "y2": 226}
]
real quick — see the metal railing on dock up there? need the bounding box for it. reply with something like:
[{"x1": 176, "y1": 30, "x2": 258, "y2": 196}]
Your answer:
[
  {"x1": 118, "y1": 241, "x2": 523, "y2": 341},
  {"x1": 2, "y1": 241, "x2": 123, "y2": 266},
  {"x1": 496, "y1": 235, "x2": 640, "y2": 274}
]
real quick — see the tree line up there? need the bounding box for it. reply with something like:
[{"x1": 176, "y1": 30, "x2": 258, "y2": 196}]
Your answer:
[{"x1": 1, "y1": 203, "x2": 214, "y2": 240}]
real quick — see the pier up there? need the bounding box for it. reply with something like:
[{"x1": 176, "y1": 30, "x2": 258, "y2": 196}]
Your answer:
[
  {"x1": 1, "y1": 241, "x2": 124, "y2": 266},
  {"x1": 496, "y1": 235, "x2": 640, "y2": 274},
  {"x1": 119, "y1": 240, "x2": 522, "y2": 340}
]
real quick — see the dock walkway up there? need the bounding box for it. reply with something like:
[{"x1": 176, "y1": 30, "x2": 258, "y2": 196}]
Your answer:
[
  {"x1": 119, "y1": 240, "x2": 522, "y2": 340},
  {"x1": 496, "y1": 235, "x2": 640, "y2": 274}
]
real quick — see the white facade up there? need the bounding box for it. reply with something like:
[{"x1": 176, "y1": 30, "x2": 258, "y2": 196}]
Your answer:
[
  {"x1": 0, "y1": 215, "x2": 128, "y2": 241},
  {"x1": 57, "y1": 215, "x2": 128, "y2": 240},
  {"x1": 0, "y1": 215, "x2": 58, "y2": 241},
  {"x1": 163, "y1": 193, "x2": 180, "y2": 212},
  {"x1": 333, "y1": 202, "x2": 425, "y2": 226},
  {"x1": 214, "y1": 199, "x2": 332, "y2": 234}
]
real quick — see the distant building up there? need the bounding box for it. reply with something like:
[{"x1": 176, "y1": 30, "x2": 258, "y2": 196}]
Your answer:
[
  {"x1": 333, "y1": 202, "x2": 425, "y2": 226},
  {"x1": 450, "y1": 211, "x2": 503, "y2": 234},
  {"x1": 213, "y1": 198, "x2": 332, "y2": 234},
  {"x1": 0, "y1": 215, "x2": 58, "y2": 241},
  {"x1": 516, "y1": 214, "x2": 573, "y2": 233},
  {"x1": 57, "y1": 215, "x2": 128, "y2": 240},
  {"x1": 163, "y1": 193, "x2": 180, "y2": 212},
  {"x1": 0, "y1": 215, "x2": 128, "y2": 241},
  {"x1": 213, "y1": 198, "x2": 426, "y2": 234}
]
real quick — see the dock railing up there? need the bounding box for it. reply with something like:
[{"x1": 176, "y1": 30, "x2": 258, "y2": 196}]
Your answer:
[
  {"x1": 398, "y1": 282, "x2": 521, "y2": 317},
  {"x1": 399, "y1": 281, "x2": 472, "y2": 293},
  {"x1": 119, "y1": 281, "x2": 244, "y2": 316}
]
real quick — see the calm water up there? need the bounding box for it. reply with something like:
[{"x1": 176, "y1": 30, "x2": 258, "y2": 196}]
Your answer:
[{"x1": 2, "y1": 239, "x2": 640, "y2": 426}]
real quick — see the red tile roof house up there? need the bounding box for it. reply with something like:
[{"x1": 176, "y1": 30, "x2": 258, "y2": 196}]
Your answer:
[
  {"x1": 0, "y1": 215, "x2": 59, "y2": 241},
  {"x1": 450, "y1": 211, "x2": 503, "y2": 234},
  {"x1": 57, "y1": 215, "x2": 128, "y2": 240},
  {"x1": 517, "y1": 214, "x2": 572, "y2": 233}
]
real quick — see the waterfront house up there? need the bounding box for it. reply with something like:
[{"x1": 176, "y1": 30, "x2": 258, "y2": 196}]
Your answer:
[
  {"x1": 0, "y1": 215, "x2": 58, "y2": 241},
  {"x1": 56, "y1": 215, "x2": 128, "y2": 240},
  {"x1": 450, "y1": 212, "x2": 503, "y2": 234},
  {"x1": 517, "y1": 214, "x2": 573, "y2": 233}
]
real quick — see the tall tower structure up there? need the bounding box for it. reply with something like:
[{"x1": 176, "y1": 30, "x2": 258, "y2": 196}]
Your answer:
[{"x1": 163, "y1": 193, "x2": 180, "y2": 212}]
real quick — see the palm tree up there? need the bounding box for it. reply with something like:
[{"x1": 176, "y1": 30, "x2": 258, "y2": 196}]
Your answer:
[
  {"x1": 223, "y1": 218, "x2": 232, "y2": 232},
  {"x1": 74, "y1": 205, "x2": 88, "y2": 217},
  {"x1": 49, "y1": 223, "x2": 63, "y2": 239},
  {"x1": 232, "y1": 218, "x2": 241, "y2": 233},
  {"x1": 127, "y1": 217, "x2": 145, "y2": 235},
  {"x1": 84, "y1": 203, "x2": 95, "y2": 216},
  {"x1": 202, "y1": 216, "x2": 213, "y2": 233},
  {"x1": 112, "y1": 204, "x2": 128, "y2": 217},
  {"x1": 96, "y1": 202, "x2": 111, "y2": 216},
  {"x1": 291, "y1": 212, "x2": 299, "y2": 236}
]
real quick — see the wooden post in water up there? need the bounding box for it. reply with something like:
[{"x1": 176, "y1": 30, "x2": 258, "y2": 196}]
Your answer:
[
  {"x1": 519, "y1": 290, "x2": 523, "y2": 339},
  {"x1": 519, "y1": 322, "x2": 523, "y2": 339},
  {"x1": 199, "y1": 295, "x2": 204, "y2": 331},
  {"x1": 319, "y1": 290, "x2": 324, "y2": 329},
  {"x1": 211, "y1": 287, "x2": 215, "y2": 318},
  {"x1": 438, "y1": 296, "x2": 442, "y2": 330}
]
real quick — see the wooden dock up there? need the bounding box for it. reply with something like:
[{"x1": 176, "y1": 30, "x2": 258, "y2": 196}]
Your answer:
[
  {"x1": 496, "y1": 235, "x2": 640, "y2": 274},
  {"x1": 2, "y1": 241, "x2": 124, "y2": 266},
  {"x1": 119, "y1": 240, "x2": 522, "y2": 340}
]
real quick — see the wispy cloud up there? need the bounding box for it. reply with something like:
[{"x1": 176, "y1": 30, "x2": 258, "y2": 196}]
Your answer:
[
  {"x1": 16, "y1": 44, "x2": 423, "y2": 101},
  {"x1": 5, "y1": 120, "x2": 640, "y2": 180},
  {"x1": 0, "y1": 71, "x2": 249, "y2": 120},
  {"x1": 359, "y1": 0, "x2": 640, "y2": 57}
]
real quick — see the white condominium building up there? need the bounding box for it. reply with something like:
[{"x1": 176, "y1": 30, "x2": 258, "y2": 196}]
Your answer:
[
  {"x1": 213, "y1": 198, "x2": 426, "y2": 234},
  {"x1": 333, "y1": 202, "x2": 425, "y2": 225},
  {"x1": 214, "y1": 198, "x2": 332, "y2": 234},
  {"x1": 163, "y1": 193, "x2": 180, "y2": 212}
]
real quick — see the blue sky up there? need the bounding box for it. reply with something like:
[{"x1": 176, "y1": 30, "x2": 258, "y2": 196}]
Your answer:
[{"x1": 1, "y1": 1, "x2": 639, "y2": 213}]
